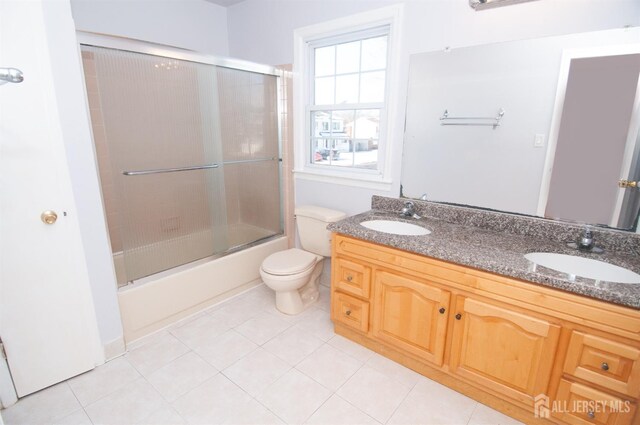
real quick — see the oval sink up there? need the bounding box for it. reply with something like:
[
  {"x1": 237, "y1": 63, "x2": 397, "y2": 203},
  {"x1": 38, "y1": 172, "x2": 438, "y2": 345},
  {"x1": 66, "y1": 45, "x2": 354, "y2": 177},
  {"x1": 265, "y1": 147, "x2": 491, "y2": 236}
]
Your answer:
[
  {"x1": 360, "y1": 219, "x2": 431, "y2": 236},
  {"x1": 524, "y1": 252, "x2": 640, "y2": 284}
]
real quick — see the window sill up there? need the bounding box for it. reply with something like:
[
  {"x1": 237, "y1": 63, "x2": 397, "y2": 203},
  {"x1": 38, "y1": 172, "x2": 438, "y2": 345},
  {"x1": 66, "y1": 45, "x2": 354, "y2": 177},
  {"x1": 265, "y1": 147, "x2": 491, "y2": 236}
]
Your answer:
[{"x1": 293, "y1": 169, "x2": 393, "y2": 191}]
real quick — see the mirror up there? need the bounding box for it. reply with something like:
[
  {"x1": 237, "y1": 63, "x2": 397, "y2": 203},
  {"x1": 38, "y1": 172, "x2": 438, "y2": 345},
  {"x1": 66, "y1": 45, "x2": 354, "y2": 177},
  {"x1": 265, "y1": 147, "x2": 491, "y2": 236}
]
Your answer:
[{"x1": 401, "y1": 27, "x2": 640, "y2": 231}]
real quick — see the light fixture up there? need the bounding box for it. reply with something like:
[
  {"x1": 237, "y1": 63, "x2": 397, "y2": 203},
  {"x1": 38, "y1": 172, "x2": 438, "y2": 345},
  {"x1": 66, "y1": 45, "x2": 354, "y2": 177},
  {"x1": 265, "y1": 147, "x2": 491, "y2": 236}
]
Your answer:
[
  {"x1": 469, "y1": 0, "x2": 538, "y2": 11},
  {"x1": 0, "y1": 68, "x2": 24, "y2": 85}
]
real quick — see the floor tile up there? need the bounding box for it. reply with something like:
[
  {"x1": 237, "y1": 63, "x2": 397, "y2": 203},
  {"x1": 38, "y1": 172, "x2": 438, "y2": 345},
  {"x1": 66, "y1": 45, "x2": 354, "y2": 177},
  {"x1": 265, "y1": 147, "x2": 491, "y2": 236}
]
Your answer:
[
  {"x1": 327, "y1": 334, "x2": 375, "y2": 363},
  {"x1": 172, "y1": 374, "x2": 253, "y2": 425},
  {"x1": 222, "y1": 348, "x2": 290, "y2": 397},
  {"x1": 387, "y1": 377, "x2": 478, "y2": 425},
  {"x1": 468, "y1": 403, "x2": 524, "y2": 425},
  {"x1": 296, "y1": 344, "x2": 362, "y2": 391},
  {"x1": 68, "y1": 357, "x2": 140, "y2": 406},
  {"x1": 147, "y1": 352, "x2": 217, "y2": 402},
  {"x1": 2, "y1": 382, "x2": 81, "y2": 425},
  {"x1": 209, "y1": 296, "x2": 265, "y2": 328},
  {"x1": 316, "y1": 284, "x2": 331, "y2": 312},
  {"x1": 84, "y1": 378, "x2": 165, "y2": 425},
  {"x1": 143, "y1": 403, "x2": 186, "y2": 425},
  {"x1": 336, "y1": 366, "x2": 410, "y2": 423},
  {"x1": 170, "y1": 314, "x2": 232, "y2": 351},
  {"x1": 51, "y1": 409, "x2": 92, "y2": 425},
  {"x1": 305, "y1": 394, "x2": 380, "y2": 425},
  {"x1": 263, "y1": 325, "x2": 324, "y2": 366},
  {"x1": 193, "y1": 329, "x2": 258, "y2": 370},
  {"x1": 221, "y1": 398, "x2": 284, "y2": 425},
  {"x1": 365, "y1": 353, "x2": 421, "y2": 389},
  {"x1": 257, "y1": 369, "x2": 332, "y2": 424},
  {"x1": 126, "y1": 331, "x2": 190, "y2": 377},
  {"x1": 234, "y1": 312, "x2": 292, "y2": 345},
  {"x1": 295, "y1": 308, "x2": 335, "y2": 341}
]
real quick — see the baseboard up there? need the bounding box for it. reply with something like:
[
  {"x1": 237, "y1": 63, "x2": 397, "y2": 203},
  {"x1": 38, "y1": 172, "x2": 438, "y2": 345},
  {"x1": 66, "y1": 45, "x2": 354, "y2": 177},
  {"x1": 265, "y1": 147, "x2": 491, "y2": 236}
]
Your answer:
[{"x1": 103, "y1": 336, "x2": 126, "y2": 361}]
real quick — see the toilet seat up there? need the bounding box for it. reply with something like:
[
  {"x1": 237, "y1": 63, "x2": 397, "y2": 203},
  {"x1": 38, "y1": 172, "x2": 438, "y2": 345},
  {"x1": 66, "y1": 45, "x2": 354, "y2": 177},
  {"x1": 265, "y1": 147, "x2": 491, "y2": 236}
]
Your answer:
[{"x1": 261, "y1": 248, "x2": 317, "y2": 276}]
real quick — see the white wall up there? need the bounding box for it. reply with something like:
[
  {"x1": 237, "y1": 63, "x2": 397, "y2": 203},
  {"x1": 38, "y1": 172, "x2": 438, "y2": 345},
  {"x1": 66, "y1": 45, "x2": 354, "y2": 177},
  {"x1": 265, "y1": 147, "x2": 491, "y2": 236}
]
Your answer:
[
  {"x1": 71, "y1": 0, "x2": 229, "y2": 56},
  {"x1": 227, "y1": 0, "x2": 640, "y2": 215}
]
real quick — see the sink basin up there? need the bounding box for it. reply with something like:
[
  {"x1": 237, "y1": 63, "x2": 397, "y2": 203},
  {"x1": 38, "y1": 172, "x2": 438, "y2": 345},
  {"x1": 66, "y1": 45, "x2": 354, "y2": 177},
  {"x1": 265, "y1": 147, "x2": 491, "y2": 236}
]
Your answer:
[
  {"x1": 524, "y1": 252, "x2": 640, "y2": 284},
  {"x1": 360, "y1": 219, "x2": 431, "y2": 236}
]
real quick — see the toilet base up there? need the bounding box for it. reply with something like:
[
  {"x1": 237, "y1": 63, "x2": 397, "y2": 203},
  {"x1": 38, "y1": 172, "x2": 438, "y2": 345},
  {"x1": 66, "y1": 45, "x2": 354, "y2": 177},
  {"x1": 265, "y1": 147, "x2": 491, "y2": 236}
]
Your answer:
[{"x1": 269, "y1": 260, "x2": 323, "y2": 315}]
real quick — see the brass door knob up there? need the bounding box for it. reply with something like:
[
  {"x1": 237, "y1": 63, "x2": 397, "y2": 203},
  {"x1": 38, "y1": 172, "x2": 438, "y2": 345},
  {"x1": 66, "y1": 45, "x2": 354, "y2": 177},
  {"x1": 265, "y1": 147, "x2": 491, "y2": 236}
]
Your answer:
[
  {"x1": 41, "y1": 210, "x2": 58, "y2": 225},
  {"x1": 619, "y1": 179, "x2": 638, "y2": 189}
]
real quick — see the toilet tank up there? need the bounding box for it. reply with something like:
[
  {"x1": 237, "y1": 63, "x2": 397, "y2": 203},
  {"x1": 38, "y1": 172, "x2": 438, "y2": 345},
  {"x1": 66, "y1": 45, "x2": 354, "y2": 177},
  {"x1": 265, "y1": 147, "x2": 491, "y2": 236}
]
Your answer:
[{"x1": 295, "y1": 205, "x2": 347, "y2": 257}]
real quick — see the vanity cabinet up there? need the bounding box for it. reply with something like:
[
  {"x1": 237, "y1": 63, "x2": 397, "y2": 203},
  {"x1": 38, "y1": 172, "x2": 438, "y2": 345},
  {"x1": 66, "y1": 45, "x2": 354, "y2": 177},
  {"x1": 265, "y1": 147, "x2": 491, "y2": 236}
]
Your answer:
[
  {"x1": 371, "y1": 271, "x2": 450, "y2": 366},
  {"x1": 330, "y1": 234, "x2": 640, "y2": 425},
  {"x1": 449, "y1": 296, "x2": 561, "y2": 406}
]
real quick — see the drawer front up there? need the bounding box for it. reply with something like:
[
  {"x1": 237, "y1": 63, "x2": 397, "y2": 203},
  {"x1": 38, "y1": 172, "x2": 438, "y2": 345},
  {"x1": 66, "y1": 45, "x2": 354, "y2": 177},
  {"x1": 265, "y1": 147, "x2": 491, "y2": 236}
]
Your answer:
[
  {"x1": 564, "y1": 331, "x2": 640, "y2": 398},
  {"x1": 553, "y1": 379, "x2": 635, "y2": 425},
  {"x1": 332, "y1": 292, "x2": 369, "y2": 333},
  {"x1": 334, "y1": 258, "x2": 371, "y2": 299}
]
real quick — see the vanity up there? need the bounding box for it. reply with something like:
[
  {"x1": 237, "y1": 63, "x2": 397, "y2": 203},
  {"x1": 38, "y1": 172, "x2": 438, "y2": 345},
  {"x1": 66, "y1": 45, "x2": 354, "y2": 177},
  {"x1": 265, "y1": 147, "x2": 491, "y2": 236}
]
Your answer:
[{"x1": 328, "y1": 197, "x2": 640, "y2": 425}]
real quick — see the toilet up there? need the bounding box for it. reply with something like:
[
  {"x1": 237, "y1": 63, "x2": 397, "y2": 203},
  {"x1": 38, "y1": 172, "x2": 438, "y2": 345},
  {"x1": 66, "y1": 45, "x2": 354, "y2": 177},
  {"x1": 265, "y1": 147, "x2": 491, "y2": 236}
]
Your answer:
[{"x1": 260, "y1": 205, "x2": 346, "y2": 315}]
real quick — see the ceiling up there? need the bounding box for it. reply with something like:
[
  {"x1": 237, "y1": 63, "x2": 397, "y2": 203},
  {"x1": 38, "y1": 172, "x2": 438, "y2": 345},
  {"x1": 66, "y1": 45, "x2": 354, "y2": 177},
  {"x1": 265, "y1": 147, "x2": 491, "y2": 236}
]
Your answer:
[{"x1": 204, "y1": 0, "x2": 247, "y2": 7}]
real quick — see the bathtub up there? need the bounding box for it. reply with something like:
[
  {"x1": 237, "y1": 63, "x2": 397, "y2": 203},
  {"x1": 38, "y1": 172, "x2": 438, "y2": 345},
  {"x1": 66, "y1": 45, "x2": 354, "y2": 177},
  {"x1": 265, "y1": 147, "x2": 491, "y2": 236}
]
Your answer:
[{"x1": 115, "y1": 224, "x2": 287, "y2": 342}]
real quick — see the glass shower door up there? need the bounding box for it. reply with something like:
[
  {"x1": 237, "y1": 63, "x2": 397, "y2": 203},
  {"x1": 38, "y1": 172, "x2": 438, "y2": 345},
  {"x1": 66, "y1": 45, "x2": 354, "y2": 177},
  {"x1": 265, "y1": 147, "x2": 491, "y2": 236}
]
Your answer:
[{"x1": 86, "y1": 46, "x2": 229, "y2": 282}]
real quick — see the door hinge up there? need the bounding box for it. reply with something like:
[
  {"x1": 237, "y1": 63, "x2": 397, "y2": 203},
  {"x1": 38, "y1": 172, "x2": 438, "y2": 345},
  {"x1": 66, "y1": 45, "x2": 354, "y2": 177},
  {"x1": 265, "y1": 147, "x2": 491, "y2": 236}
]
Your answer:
[{"x1": 0, "y1": 339, "x2": 6, "y2": 360}]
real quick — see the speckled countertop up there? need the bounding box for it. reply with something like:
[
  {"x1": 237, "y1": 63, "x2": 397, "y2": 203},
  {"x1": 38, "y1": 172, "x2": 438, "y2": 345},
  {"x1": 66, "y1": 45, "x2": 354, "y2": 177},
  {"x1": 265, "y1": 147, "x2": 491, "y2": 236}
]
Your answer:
[{"x1": 327, "y1": 197, "x2": 640, "y2": 310}]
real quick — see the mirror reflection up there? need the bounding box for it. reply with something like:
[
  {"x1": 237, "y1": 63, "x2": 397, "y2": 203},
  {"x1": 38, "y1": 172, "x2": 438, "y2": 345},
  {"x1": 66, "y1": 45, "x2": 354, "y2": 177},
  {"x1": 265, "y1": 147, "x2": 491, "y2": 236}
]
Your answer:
[{"x1": 401, "y1": 27, "x2": 640, "y2": 231}]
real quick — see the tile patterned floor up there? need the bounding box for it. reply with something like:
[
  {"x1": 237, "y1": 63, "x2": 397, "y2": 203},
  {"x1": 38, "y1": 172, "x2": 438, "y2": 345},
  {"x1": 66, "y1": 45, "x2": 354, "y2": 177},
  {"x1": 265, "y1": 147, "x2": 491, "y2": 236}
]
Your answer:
[{"x1": 1, "y1": 284, "x2": 524, "y2": 425}]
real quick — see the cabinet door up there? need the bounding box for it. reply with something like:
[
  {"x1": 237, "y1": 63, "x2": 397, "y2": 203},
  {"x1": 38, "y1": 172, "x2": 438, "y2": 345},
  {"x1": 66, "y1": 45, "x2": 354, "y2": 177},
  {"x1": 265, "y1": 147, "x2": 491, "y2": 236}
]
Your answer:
[
  {"x1": 449, "y1": 296, "x2": 561, "y2": 407},
  {"x1": 371, "y1": 271, "x2": 450, "y2": 366}
]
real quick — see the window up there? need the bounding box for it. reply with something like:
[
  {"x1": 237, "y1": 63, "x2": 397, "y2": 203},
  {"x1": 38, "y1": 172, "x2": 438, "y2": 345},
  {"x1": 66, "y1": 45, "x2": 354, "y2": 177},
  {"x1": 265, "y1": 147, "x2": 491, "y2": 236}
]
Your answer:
[
  {"x1": 293, "y1": 5, "x2": 402, "y2": 189},
  {"x1": 309, "y1": 27, "x2": 389, "y2": 171}
]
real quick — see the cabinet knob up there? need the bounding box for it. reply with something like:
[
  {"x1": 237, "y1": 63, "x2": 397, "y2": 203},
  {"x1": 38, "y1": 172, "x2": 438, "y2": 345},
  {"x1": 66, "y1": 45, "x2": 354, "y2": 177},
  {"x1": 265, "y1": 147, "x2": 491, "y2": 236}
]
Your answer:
[
  {"x1": 345, "y1": 310, "x2": 351, "y2": 316},
  {"x1": 346, "y1": 275, "x2": 353, "y2": 282},
  {"x1": 439, "y1": 307, "x2": 446, "y2": 314},
  {"x1": 455, "y1": 313, "x2": 462, "y2": 320},
  {"x1": 601, "y1": 362, "x2": 609, "y2": 371},
  {"x1": 587, "y1": 411, "x2": 595, "y2": 419}
]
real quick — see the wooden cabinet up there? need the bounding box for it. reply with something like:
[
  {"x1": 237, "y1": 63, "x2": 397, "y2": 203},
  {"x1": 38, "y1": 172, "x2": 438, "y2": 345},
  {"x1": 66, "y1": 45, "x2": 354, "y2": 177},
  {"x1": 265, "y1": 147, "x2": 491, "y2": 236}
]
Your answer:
[
  {"x1": 563, "y1": 331, "x2": 640, "y2": 399},
  {"x1": 330, "y1": 234, "x2": 640, "y2": 425},
  {"x1": 449, "y1": 296, "x2": 560, "y2": 406},
  {"x1": 371, "y1": 271, "x2": 450, "y2": 366},
  {"x1": 553, "y1": 380, "x2": 636, "y2": 425}
]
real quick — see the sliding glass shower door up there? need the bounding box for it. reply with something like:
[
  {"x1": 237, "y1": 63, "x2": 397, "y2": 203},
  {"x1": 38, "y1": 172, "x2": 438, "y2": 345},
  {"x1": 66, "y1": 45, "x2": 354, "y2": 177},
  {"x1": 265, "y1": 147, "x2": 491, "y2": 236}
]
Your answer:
[{"x1": 82, "y1": 46, "x2": 282, "y2": 284}]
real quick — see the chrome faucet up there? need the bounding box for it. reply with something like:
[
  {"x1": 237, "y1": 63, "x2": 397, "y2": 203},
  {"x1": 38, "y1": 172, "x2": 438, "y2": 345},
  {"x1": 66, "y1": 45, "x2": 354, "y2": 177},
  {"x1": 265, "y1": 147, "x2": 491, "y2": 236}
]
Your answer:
[
  {"x1": 400, "y1": 201, "x2": 422, "y2": 219},
  {"x1": 576, "y1": 226, "x2": 595, "y2": 251}
]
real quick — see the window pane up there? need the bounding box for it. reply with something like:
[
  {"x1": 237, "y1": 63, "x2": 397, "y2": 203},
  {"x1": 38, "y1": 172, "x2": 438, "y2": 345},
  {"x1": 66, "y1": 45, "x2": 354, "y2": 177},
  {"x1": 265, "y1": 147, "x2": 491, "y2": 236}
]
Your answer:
[
  {"x1": 359, "y1": 71, "x2": 385, "y2": 103},
  {"x1": 314, "y1": 77, "x2": 334, "y2": 105},
  {"x1": 315, "y1": 46, "x2": 335, "y2": 77},
  {"x1": 311, "y1": 111, "x2": 331, "y2": 138},
  {"x1": 354, "y1": 109, "x2": 380, "y2": 140},
  {"x1": 361, "y1": 36, "x2": 387, "y2": 71},
  {"x1": 331, "y1": 110, "x2": 355, "y2": 167},
  {"x1": 353, "y1": 109, "x2": 379, "y2": 169},
  {"x1": 335, "y1": 74, "x2": 359, "y2": 104},
  {"x1": 336, "y1": 41, "x2": 360, "y2": 74},
  {"x1": 353, "y1": 144, "x2": 378, "y2": 169}
]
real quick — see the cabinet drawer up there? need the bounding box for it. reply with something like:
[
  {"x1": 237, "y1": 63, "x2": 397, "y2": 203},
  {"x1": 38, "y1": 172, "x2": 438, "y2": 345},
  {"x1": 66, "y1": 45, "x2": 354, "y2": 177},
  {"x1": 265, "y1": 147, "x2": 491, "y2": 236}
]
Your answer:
[
  {"x1": 334, "y1": 258, "x2": 371, "y2": 298},
  {"x1": 564, "y1": 331, "x2": 640, "y2": 398},
  {"x1": 553, "y1": 379, "x2": 635, "y2": 425},
  {"x1": 332, "y1": 292, "x2": 369, "y2": 333}
]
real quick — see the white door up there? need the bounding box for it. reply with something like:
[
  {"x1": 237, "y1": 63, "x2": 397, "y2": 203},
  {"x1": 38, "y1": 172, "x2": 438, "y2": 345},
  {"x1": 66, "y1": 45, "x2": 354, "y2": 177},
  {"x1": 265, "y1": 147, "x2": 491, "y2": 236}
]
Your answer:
[{"x1": 0, "y1": 0, "x2": 101, "y2": 397}]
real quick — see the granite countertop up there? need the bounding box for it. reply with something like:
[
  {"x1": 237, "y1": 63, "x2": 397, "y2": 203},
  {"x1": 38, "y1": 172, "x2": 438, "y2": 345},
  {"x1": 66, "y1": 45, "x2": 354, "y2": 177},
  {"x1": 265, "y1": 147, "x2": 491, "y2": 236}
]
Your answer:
[{"x1": 328, "y1": 209, "x2": 640, "y2": 310}]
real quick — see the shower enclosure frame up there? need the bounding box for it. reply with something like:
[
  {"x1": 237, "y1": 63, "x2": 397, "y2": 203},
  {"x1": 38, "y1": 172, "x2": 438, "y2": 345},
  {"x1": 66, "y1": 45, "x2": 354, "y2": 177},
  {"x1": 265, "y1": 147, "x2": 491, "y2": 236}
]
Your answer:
[{"x1": 78, "y1": 31, "x2": 287, "y2": 288}]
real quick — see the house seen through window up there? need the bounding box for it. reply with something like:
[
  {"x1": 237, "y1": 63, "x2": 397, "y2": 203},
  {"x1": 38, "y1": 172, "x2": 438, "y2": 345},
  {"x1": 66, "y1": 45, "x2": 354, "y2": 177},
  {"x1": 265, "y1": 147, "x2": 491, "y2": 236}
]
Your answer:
[{"x1": 310, "y1": 27, "x2": 388, "y2": 170}]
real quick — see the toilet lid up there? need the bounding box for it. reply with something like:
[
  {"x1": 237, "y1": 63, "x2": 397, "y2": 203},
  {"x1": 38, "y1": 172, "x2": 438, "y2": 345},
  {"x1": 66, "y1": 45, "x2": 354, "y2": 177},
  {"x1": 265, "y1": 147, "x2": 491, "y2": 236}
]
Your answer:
[{"x1": 262, "y1": 248, "x2": 317, "y2": 276}]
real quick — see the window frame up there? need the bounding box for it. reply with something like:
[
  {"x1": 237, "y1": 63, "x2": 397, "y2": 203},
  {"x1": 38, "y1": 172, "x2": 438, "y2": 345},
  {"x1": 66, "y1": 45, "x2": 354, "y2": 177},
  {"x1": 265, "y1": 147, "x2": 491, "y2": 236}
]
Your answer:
[{"x1": 293, "y1": 5, "x2": 404, "y2": 190}]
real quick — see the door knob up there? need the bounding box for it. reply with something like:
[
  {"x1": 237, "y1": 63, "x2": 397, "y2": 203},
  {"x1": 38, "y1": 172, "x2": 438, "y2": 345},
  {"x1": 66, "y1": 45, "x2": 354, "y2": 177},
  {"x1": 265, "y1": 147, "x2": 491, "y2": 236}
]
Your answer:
[
  {"x1": 41, "y1": 210, "x2": 58, "y2": 225},
  {"x1": 618, "y1": 179, "x2": 638, "y2": 189}
]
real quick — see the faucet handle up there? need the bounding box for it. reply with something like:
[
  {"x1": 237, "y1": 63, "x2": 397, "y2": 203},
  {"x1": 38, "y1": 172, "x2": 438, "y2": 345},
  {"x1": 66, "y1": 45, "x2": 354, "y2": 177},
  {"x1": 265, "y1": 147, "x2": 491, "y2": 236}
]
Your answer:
[{"x1": 577, "y1": 226, "x2": 595, "y2": 251}]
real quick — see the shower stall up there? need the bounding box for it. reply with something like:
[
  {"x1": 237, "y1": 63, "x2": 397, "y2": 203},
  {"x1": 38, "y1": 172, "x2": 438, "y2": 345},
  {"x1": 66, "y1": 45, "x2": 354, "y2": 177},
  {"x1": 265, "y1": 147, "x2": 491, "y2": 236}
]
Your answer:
[{"x1": 80, "y1": 35, "x2": 288, "y2": 340}]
